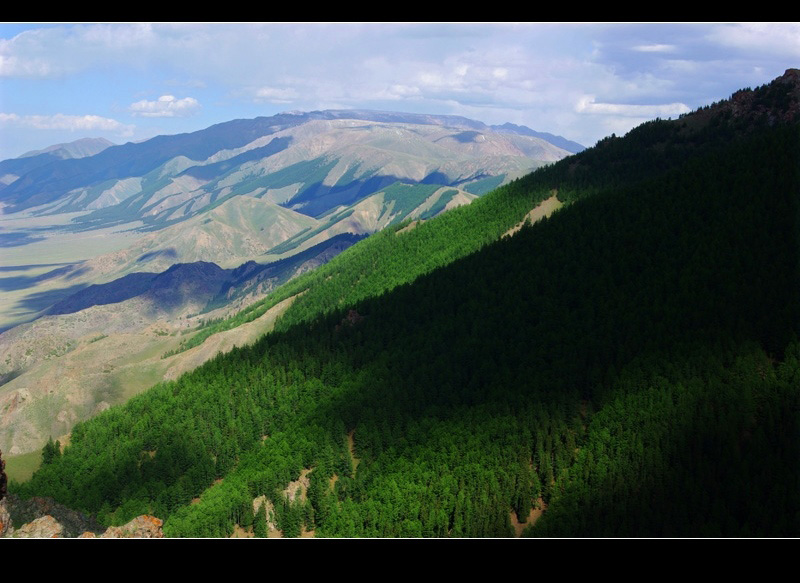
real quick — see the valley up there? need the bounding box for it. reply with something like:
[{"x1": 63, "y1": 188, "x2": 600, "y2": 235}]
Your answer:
[{"x1": 0, "y1": 110, "x2": 575, "y2": 469}]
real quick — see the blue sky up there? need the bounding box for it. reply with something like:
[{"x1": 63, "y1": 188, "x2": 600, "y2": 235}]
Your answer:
[{"x1": 0, "y1": 22, "x2": 798, "y2": 160}]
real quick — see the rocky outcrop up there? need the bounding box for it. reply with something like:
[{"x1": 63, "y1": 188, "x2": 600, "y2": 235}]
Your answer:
[
  {"x1": 2, "y1": 513, "x2": 164, "y2": 538},
  {"x1": 1, "y1": 494, "x2": 103, "y2": 538},
  {"x1": 0, "y1": 498, "x2": 164, "y2": 537},
  {"x1": 15, "y1": 515, "x2": 63, "y2": 538},
  {"x1": 0, "y1": 500, "x2": 11, "y2": 538},
  {"x1": 253, "y1": 496, "x2": 280, "y2": 534},
  {"x1": 706, "y1": 68, "x2": 800, "y2": 126},
  {"x1": 284, "y1": 468, "x2": 311, "y2": 503},
  {"x1": 100, "y1": 515, "x2": 163, "y2": 538}
]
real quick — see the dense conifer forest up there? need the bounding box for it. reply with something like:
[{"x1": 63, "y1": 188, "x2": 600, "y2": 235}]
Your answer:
[{"x1": 12, "y1": 72, "x2": 800, "y2": 537}]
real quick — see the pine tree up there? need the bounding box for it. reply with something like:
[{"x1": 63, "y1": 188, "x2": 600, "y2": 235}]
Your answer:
[
  {"x1": 42, "y1": 437, "x2": 57, "y2": 465},
  {"x1": 253, "y1": 504, "x2": 268, "y2": 538}
]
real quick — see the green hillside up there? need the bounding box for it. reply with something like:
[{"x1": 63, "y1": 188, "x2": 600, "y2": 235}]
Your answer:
[
  {"x1": 12, "y1": 73, "x2": 800, "y2": 537},
  {"x1": 164, "y1": 173, "x2": 550, "y2": 358}
]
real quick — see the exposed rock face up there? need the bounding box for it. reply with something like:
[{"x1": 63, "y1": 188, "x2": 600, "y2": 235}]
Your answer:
[
  {"x1": 253, "y1": 496, "x2": 279, "y2": 533},
  {"x1": 15, "y1": 515, "x2": 63, "y2": 538},
  {"x1": 2, "y1": 494, "x2": 103, "y2": 538},
  {"x1": 100, "y1": 515, "x2": 163, "y2": 538},
  {"x1": 0, "y1": 500, "x2": 11, "y2": 538},
  {"x1": 284, "y1": 468, "x2": 311, "y2": 503},
  {"x1": 711, "y1": 68, "x2": 800, "y2": 125},
  {"x1": 0, "y1": 502, "x2": 164, "y2": 537},
  {"x1": 1, "y1": 494, "x2": 165, "y2": 537}
]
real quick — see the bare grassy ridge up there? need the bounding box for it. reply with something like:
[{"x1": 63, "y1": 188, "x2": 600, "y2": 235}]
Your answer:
[{"x1": 0, "y1": 292, "x2": 297, "y2": 459}]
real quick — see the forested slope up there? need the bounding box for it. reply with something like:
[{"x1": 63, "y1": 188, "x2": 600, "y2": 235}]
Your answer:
[{"x1": 13, "y1": 72, "x2": 800, "y2": 537}]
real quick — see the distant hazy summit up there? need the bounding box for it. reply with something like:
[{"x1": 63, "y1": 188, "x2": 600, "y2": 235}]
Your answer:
[
  {"x1": 17, "y1": 137, "x2": 116, "y2": 160},
  {"x1": 286, "y1": 109, "x2": 586, "y2": 153}
]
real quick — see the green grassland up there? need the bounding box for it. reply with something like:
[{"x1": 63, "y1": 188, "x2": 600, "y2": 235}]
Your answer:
[{"x1": 4, "y1": 449, "x2": 42, "y2": 483}]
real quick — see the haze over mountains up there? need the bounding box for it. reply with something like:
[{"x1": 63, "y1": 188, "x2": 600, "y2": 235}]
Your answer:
[
  {"x1": 0, "y1": 138, "x2": 115, "y2": 189},
  {"x1": 17, "y1": 138, "x2": 116, "y2": 161}
]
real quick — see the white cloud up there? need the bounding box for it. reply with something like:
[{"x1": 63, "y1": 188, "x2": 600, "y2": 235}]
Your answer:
[
  {"x1": 0, "y1": 112, "x2": 134, "y2": 134},
  {"x1": 254, "y1": 87, "x2": 299, "y2": 104},
  {"x1": 129, "y1": 95, "x2": 200, "y2": 117},
  {"x1": 493, "y1": 67, "x2": 509, "y2": 79},
  {"x1": 0, "y1": 54, "x2": 51, "y2": 76},
  {"x1": 595, "y1": 116, "x2": 657, "y2": 141},
  {"x1": 386, "y1": 84, "x2": 422, "y2": 99},
  {"x1": 632, "y1": 44, "x2": 676, "y2": 53},
  {"x1": 575, "y1": 96, "x2": 691, "y2": 117},
  {"x1": 0, "y1": 24, "x2": 153, "y2": 77},
  {"x1": 0, "y1": 23, "x2": 269, "y2": 79},
  {"x1": 707, "y1": 23, "x2": 800, "y2": 58},
  {"x1": 661, "y1": 59, "x2": 703, "y2": 73},
  {"x1": 1, "y1": 23, "x2": 795, "y2": 153}
]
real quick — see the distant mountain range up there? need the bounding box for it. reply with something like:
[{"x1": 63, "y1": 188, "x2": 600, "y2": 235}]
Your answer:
[
  {"x1": 0, "y1": 110, "x2": 581, "y2": 456},
  {"x1": 0, "y1": 110, "x2": 580, "y2": 325},
  {"x1": 0, "y1": 110, "x2": 579, "y2": 225}
]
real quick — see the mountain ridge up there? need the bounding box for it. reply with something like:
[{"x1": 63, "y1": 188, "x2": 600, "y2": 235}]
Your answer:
[
  {"x1": 0, "y1": 110, "x2": 579, "y2": 217},
  {"x1": 0, "y1": 111, "x2": 571, "y2": 334},
  {"x1": 17, "y1": 137, "x2": 115, "y2": 161}
]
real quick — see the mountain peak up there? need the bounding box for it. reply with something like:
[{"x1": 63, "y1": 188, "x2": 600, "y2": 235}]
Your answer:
[
  {"x1": 707, "y1": 67, "x2": 800, "y2": 125},
  {"x1": 779, "y1": 67, "x2": 800, "y2": 82},
  {"x1": 17, "y1": 137, "x2": 115, "y2": 160}
]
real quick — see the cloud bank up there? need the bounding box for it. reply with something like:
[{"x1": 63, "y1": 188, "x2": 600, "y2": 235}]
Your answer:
[
  {"x1": 0, "y1": 22, "x2": 797, "y2": 156},
  {"x1": 129, "y1": 95, "x2": 201, "y2": 117},
  {"x1": 0, "y1": 112, "x2": 134, "y2": 135}
]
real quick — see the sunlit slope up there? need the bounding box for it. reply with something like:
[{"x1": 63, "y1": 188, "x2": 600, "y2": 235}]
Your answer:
[
  {"x1": 76, "y1": 119, "x2": 556, "y2": 228},
  {"x1": 174, "y1": 177, "x2": 559, "y2": 354},
  {"x1": 0, "y1": 292, "x2": 298, "y2": 458},
  {"x1": 74, "y1": 196, "x2": 321, "y2": 276},
  {"x1": 0, "y1": 112, "x2": 571, "y2": 330},
  {"x1": 1, "y1": 113, "x2": 570, "y2": 230},
  {"x1": 0, "y1": 234, "x2": 364, "y2": 456}
]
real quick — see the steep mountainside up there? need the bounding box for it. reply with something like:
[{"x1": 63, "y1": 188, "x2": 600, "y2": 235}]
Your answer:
[{"x1": 11, "y1": 71, "x2": 800, "y2": 538}]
